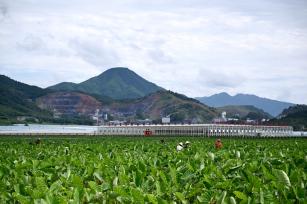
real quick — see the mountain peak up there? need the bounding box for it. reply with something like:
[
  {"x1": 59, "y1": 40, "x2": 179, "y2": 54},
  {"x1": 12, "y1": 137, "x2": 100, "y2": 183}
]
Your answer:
[
  {"x1": 109, "y1": 67, "x2": 130, "y2": 70},
  {"x1": 48, "y1": 67, "x2": 163, "y2": 100},
  {"x1": 217, "y1": 92, "x2": 231, "y2": 97},
  {"x1": 102, "y1": 67, "x2": 130, "y2": 73},
  {"x1": 96, "y1": 67, "x2": 137, "y2": 78}
]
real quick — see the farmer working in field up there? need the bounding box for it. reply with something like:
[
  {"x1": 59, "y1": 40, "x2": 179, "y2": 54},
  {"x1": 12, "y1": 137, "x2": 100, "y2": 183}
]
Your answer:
[{"x1": 215, "y1": 139, "x2": 223, "y2": 149}]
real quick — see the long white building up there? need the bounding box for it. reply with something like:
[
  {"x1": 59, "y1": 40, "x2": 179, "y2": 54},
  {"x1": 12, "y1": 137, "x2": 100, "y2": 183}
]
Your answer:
[{"x1": 97, "y1": 124, "x2": 293, "y2": 137}]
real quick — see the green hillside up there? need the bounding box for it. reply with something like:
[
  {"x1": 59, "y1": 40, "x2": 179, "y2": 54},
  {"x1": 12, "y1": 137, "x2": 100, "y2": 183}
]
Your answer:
[
  {"x1": 107, "y1": 90, "x2": 218, "y2": 123},
  {"x1": 268, "y1": 105, "x2": 307, "y2": 131},
  {"x1": 217, "y1": 105, "x2": 272, "y2": 120},
  {"x1": 0, "y1": 75, "x2": 96, "y2": 125},
  {"x1": 47, "y1": 82, "x2": 77, "y2": 91},
  {"x1": 0, "y1": 75, "x2": 52, "y2": 124},
  {"x1": 48, "y1": 67, "x2": 164, "y2": 99}
]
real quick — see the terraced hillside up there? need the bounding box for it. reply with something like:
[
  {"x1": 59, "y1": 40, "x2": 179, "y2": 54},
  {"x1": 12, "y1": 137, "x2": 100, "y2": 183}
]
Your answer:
[{"x1": 36, "y1": 92, "x2": 103, "y2": 117}]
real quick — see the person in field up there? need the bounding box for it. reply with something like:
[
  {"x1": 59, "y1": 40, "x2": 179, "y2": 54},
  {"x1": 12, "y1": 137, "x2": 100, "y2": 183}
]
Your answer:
[
  {"x1": 215, "y1": 139, "x2": 223, "y2": 149},
  {"x1": 29, "y1": 138, "x2": 41, "y2": 145},
  {"x1": 177, "y1": 142, "x2": 184, "y2": 151},
  {"x1": 183, "y1": 141, "x2": 191, "y2": 148},
  {"x1": 35, "y1": 138, "x2": 41, "y2": 145},
  {"x1": 177, "y1": 141, "x2": 191, "y2": 151}
]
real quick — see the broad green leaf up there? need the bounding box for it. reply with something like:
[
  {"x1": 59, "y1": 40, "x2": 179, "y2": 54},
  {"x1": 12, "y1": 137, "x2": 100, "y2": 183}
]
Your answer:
[
  {"x1": 194, "y1": 152, "x2": 200, "y2": 160},
  {"x1": 130, "y1": 188, "x2": 144, "y2": 203},
  {"x1": 93, "y1": 172, "x2": 103, "y2": 182},
  {"x1": 200, "y1": 160, "x2": 205, "y2": 171},
  {"x1": 274, "y1": 169, "x2": 291, "y2": 188},
  {"x1": 101, "y1": 182, "x2": 110, "y2": 192},
  {"x1": 147, "y1": 194, "x2": 158, "y2": 204},
  {"x1": 71, "y1": 175, "x2": 83, "y2": 188},
  {"x1": 208, "y1": 152, "x2": 215, "y2": 161},
  {"x1": 261, "y1": 165, "x2": 274, "y2": 180},
  {"x1": 113, "y1": 176, "x2": 118, "y2": 187},
  {"x1": 236, "y1": 151, "x2": 240, "y2": 159},
  {"x1": 259, "y1": 188, "x2": 264, "y2": 204},
  {"x1": 88, "y1": 181, "x2": 97, "y2": 191},
  {"x1": 174, "y1": 192, "x2": 187, "y2": 204},
  {"x1": 36, "y1": 177, "x2": 47, "y2": 189},
  {"x1": 73, "y1": 187, "x2": 80, "y2": 204},
  {"x1": 12, "y1": 192, "x2": 31, "y2": 204},
  {"x1": 217, "y1": 191, "x2": 227, "y2": 204},
  {"x1": 50, "y1": 180, "x2": 62, "y2": 192},
  {"x1": 170, "y1": 166, "x2": 177, "y2": 186},
  {"x1": 229, "y1": 196, "x2": 236, "y2": 204},
  {"x1": 135, "y1": 170, "x2": 142, "y2": 187},
  {"x1": 234, "y1": 191, "x2": 248, "y2": 201}
]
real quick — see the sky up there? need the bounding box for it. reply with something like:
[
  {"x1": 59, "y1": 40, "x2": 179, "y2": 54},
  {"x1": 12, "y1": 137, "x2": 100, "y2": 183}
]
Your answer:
[{"x1": 0, "y1": 0, "x2": 307, "y2": 104}]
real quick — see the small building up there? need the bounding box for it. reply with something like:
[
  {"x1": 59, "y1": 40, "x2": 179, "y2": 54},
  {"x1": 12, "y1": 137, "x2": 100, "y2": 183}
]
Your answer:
[
  {"x1": 162, "y1": 117, "x2": 170, "y2": 124},
  {"x1": 136, "y1": 119, "x2": 152, "y2": 125},
  {"x1": 107, "y1": 120, "x2": 126, "y2": 126}
]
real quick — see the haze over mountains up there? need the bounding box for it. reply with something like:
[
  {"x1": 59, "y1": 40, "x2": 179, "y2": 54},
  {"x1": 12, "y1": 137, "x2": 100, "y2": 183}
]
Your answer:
[{"x1": 196, "y1": 92, "x2": 294, "y2": 117}]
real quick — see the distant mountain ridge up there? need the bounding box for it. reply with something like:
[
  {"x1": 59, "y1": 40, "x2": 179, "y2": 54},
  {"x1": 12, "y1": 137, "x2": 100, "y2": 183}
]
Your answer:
[
  {"x1": 196, "y1": 92, "x2": 294, "y2": 117},
  {"x1": 48, "y1": 67, "x2": 164, "y2": 99}
]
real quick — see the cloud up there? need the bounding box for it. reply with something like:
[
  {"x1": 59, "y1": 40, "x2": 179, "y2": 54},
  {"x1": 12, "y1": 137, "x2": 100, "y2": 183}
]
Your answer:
[
  {"x1": 147, "y1": 48, "x2": 174, "y2": 64},
  {"x1": 0, "y1": 0, "x2": 307, "y2": 104},
  {"x1": 17, "y1": 35, "x2": 46, "y2": 52},
  {"x1": 69, "y1": 37, "x2": 120, "y2": 68},
  {"x1": 197, "y1": 69, "x2": 246, "y2": 88}
]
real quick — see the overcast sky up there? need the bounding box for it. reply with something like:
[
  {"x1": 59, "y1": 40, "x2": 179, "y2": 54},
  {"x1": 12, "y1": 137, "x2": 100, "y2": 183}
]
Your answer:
[{"x1": 0, "y1": 0, "x2": 307, "y2": 104}]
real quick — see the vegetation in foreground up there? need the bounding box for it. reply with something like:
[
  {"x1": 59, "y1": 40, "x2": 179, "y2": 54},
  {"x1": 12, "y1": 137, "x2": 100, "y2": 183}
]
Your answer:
[{"x1": 0, "y1": 137, "x2": 306, "y2": 203}]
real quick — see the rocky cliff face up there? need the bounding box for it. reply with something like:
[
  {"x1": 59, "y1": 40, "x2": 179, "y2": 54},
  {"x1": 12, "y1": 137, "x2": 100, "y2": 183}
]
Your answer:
[
  {"x1": 105, "y1": 91, "x2": 218, "y2": 123},
  {"x1": 36, "y1": 90, "x2": 218, "y2": 123},
  {"x1": 36, "y1": 92, "x2": 102, "y2": 117}
]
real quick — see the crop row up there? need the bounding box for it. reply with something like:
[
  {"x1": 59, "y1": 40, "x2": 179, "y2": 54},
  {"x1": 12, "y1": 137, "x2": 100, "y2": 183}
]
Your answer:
[{"x1": 0, "y1": 137, "x2": 306, "y2": 203}]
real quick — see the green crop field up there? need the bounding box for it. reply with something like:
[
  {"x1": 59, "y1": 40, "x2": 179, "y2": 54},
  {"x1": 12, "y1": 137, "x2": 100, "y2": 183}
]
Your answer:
[{"x1": 0, "y1": 137, "x2": 306, "y2": 203}]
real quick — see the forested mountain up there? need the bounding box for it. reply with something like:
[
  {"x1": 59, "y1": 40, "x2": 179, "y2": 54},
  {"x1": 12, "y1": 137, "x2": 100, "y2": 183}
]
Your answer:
[
  {"x1": 0, "y1": 75, "x2": 52, "y2": 124},
  {"x1": 103, "y1": 90, "x2": 218, "y2": 123},
  {"x1": 48, "y1": 67, "x2": 163, "y2": 99},
  {"x1": 267, "y1": 105, "x2": 307, "y2": 130},
  {"x1": 216, "y1": 105, "x2": 272, "y2": 120}
]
